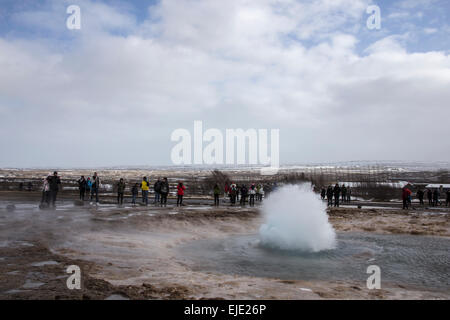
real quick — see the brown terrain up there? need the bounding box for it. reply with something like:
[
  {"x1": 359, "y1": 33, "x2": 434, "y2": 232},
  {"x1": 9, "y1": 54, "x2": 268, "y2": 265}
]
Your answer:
[{"x1": 0, "y1": 168, "x2": 449, "y2": 300}]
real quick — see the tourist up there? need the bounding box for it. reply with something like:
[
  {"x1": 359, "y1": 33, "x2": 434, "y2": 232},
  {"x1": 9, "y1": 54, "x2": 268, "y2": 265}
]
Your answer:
[
  {"x1": 432, "y1": 189, "x2": 439, "y2": 207},
  {"x1": 230, "y1": 184, "x2": 237, "y2": 205},
  {"x1": 117, "y1": 178, "x2": 126, "y2": 205},
  {"x1": 41, "y1": 175, "x2": 50, "y2": 205},
  {"x1": 258, "y1": 184, "x2": 264, "y2": 202},
  {"x1": 402, "y1": 187, "x2": 412, "y2": 209},
  {"x1": 341, "y1": 184, "x2": 347, "y2": 202},
  {"x1": 131, "y1": 183, "x2": 139, "y2": 205},
  {"x1": 416, "y1": 189, "x2": 424, "y2": 205},
  {"x1": 326, "y1": 185, "x2": 333, "y2": 207},
  {"x1": 176, "y1": 182, "x2": 185, "y2": 206},
  {"x1": 320, "y1": 187, "x2": 326, "y2": 200},
  {"x1": 91, "y1": 172, "x2": 100, "y2": 203},
  {"x1": 427, "y1": 189, "x2": 433, "y2": 206},
  {"x1": 213, "y1": 184, "x2": 220, "y2": 206},
  {"x1": 141, "y1": 176, "x2": 150, "y2": 205},
  {"x1": 48, "y1": 171, "x2": 61, "y2": 207},
  {"x1": 78, "y1": 176, "x2": 86, "y2": 201},
  {"x1": 160, "y1": 178, "x2": 169, "y2": 207},
  {"x1": 333, "y1": 183, "x2": 341, "y2": 207},
  {"x1": 153, "y1": 178, "x2": 161, "y2": 204},
  {"x1": 249, "y1": 184, "x2": 256, "y2": 207},
  {"x1": 86, "y1": 177, "x2": 92, "y2": 198},
  {"x1": 240, "y1": 185, "x2": 248, "y2": 206},
  {"x1": 224, "y1": 183, "x2": 230, "y2": 201}
]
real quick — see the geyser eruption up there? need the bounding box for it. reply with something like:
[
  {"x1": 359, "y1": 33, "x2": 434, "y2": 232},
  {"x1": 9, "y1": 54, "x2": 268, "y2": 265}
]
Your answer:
[{"x1": 259, "y1": 184, "x2": 336, "y2": 252}]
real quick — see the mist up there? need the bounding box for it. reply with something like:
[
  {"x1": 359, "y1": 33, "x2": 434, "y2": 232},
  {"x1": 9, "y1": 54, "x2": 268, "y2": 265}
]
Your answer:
[{"x1": 259, "y1": 184, "x2": 336, "y2": 252}]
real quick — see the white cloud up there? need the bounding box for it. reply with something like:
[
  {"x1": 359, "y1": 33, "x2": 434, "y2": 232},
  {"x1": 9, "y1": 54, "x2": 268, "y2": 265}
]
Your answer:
[
  {"x1": 387, "y1": 12, "x2": 410, "y2": 19},
  {"x1": 0, "y1": 0, "x2": 449, "y2": 167},
  {"x1": 424, "y1": 27, "x2": 438, "y2": 34},
  {"x1": 397, "y1": 0, "x2": 438, "y2": 9}
]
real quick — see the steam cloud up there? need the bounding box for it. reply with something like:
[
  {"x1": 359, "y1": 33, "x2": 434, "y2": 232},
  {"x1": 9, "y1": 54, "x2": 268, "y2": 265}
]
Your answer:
[{"x1": 259, "y1": 184, "x2": 336, "y2": 252}]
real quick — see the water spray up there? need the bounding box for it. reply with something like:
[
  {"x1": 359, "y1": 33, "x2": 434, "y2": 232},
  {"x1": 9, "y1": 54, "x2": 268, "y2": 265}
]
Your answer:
[{"x1": 259, "y1": 184, "x2": 336, "y2": 252}]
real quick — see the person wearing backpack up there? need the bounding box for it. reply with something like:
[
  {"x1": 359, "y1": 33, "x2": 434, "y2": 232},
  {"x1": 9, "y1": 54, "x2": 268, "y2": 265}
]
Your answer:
[
  {"x1": 141, "y1": 177, "x2": 150, "y2": 205},
  {"x1": 160, "y1": 177, "x2": 169, "y2": 207},
  {"x1": 131, "y1": 183, "x2": 139, "y2": 205},
  {"x1": 213, "y1": 184, "x2": 220, "y2": 206},
  {"x1": 153, "y1": 178, "x2": 162, "y2": 204},
  {"x1": 176, "y1": 182, "x2": 186, "y2": 207},
  {"x1": 402, "y1": 187, "x2": 412, "y2": 209},
  {"x1": 117, "y1": 178, "x2": 126, "y2": 205}
]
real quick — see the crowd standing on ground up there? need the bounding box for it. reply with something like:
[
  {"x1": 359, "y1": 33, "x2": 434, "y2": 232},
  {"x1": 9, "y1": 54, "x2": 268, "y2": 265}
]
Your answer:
[
  {"x1": 73, "y1": 176, "x2": 268, "y2": 207},
  {"x1": 321, "y1": 184, "x2": 352, "y2": 208},
  {"x1": 33, "y1": 172, "x2": 450, "y2": 209},
  {"x1": 403, "y1": 186, "x2": 447, "y2": 209},
  {"x1": 224, "y1": 182, "x2": 265, "y2": 207}
]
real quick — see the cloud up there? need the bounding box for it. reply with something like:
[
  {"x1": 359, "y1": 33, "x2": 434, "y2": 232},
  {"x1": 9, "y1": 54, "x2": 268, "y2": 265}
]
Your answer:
[
  {"x1": 397, "y1": 0, "x2": 439, "y2": 9},
  {"x1": 9, "y1": 0, "x2": 136, "y2": 36},
  {"x1": 387, "y1": 12, "x2": 410, "y2": 19},
  {"x1": 0, "y1": 0, "x2": 449, "y2": 167},
  {"x1": 424, "y1": 27, "x2": 438, "y2": 34}
]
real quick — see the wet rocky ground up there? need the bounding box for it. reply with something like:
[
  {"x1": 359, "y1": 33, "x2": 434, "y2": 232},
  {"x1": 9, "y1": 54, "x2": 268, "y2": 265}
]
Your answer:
[{"x1": 0, "y1": 191, "x2": 449, "y2": 300}]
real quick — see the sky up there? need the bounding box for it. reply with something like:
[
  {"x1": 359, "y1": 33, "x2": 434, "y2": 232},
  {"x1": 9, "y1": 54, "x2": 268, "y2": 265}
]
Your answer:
[{"x1": 0, "y1": 0, "x2": 449, "y2": 168}]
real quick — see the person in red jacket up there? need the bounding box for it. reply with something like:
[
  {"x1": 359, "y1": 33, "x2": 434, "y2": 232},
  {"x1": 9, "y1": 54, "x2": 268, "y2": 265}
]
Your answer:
[
  {"x1": 224, "y1": 183, "x2": 230, "y2": 199},
  {"x1": 402, "y1": 187, "x2": 412, "y2": 209},
  {"x1": 177, "y1": 182, "x2": 186, "y2": 207}
]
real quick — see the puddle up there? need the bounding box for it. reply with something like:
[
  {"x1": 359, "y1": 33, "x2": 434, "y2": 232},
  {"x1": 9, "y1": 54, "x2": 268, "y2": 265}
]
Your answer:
[
  {"x1": 105, "y1": 294, "x2": 130, "y2": 300},
  {"x1": 6, "y1": 271, "x2": 20, "y2": 275},
  {"x1": 22, "y1": 280, "x2": 45, "y2": 289},
  {"x1": 180, "y1": 232, "x2": 450, "y2": 292},
  {"x1": 31, "y1": 261, "x2": 59, "y2": 267},
  {"x1": 5, "y1": 289, "x2": 30, "y2": 294},
  {"x1": 0, "y1": 240, "x2": 34, "y2": 248}
]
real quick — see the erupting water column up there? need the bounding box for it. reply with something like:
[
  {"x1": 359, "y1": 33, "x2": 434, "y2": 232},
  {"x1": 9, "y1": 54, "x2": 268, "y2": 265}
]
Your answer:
[{"x1": 259, "y1": 184, "x2": 336, "y2": 252}]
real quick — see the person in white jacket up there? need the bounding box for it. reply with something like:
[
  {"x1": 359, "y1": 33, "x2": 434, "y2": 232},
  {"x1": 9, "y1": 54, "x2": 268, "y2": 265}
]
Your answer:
[
  {"x1": 249, "y1": 184, "x2": 256, "y2": 206},
  {"x1": 41, "y1": 175, "x2": 50, "y2": 205}
]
